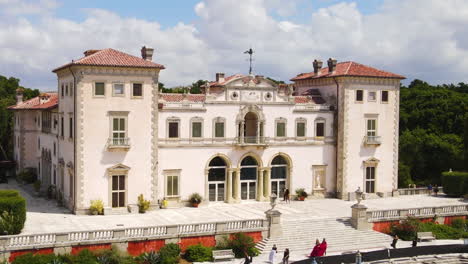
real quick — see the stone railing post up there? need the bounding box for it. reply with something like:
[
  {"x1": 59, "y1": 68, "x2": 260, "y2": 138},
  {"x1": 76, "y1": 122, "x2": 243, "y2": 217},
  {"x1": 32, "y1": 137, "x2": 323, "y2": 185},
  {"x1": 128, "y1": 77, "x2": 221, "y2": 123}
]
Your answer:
[
  {"x1": 351, "y1": 204, "x2": 369, "y2": 230},
  {"x1": 265, "y1": 209, "x2": 282, "y2": 238},
  {"x1": 434, "y1": 207, "x2": 445, "y2": 223},
  {"x1": 399, "y1": 209, "x2": 409, "y2": 218},
  {"x1": 165, "y1": 225, "x2": 179, "y2": 244}
]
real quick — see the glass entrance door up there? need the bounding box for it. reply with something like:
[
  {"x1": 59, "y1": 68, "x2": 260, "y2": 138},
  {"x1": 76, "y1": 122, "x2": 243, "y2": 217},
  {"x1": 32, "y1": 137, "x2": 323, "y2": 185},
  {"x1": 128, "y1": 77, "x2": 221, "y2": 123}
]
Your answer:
[
  {"x1": 271, "y1": 180, "x2": 286, "y2": 197},
  {"x1": 209, "y1": 183, "x2": 225, "y2": 202},
  {"x1": 241, "y1": 181, "x2": 256, "y2": 200}
]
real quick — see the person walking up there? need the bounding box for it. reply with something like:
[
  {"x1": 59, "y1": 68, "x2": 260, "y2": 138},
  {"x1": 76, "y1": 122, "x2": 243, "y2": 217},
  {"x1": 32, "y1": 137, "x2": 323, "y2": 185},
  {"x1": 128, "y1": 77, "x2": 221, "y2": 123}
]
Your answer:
[
  {"x1": 243, "y1": 250, "x2": 252, "y2": 264},
  {"x1": 434, "y1": 185, "x2": 439, "y2": 196},
  {"x1": 282, "y1": 248, "x2": 289, "y2": 264},
  {"x1": 318, "y1": 238, "x2": 327, "y2": 256},
  {"x1": 427, "y1": 184, "x2": 433, "y2": 196},
  {"x1": 391, "y1": 235, "x2": 399, "y2": 249},
  {"x1": 283, "y1": 188, "x2": 290, "y2": 203},
  {"x1": 269, "y1": 244, "x2": 278, "y2": 263},
  {"x1": 309, "y1": 239, "x2": 320, "y2": 257}
]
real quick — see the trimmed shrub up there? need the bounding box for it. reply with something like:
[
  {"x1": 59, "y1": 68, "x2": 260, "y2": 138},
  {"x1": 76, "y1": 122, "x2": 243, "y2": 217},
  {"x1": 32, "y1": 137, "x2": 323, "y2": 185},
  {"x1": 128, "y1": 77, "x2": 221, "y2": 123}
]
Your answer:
[
  {"x1": 390, "y1": 218, "x2": 419, "y2": 241},
  {"x1": 17, "y1": 168, "x2": 37, "y2": 184},
  {"x1": 0, "y1": 194, "x2": 26, "y2": 235},
  {"x1": 184, "y1": 244, "x2": 213, "y2": 262},
  {"x1": 450, "y1": 218, "x2": 466, "y2": 231},
  {"x1": 12, "y1": 253, "x2": 57, "y2": 264},
  {"x1": 158, "y1": 243, "x2": 181, "y2": 264},
  {"x1": 418, "y1": 222, "x2": 468, "y2": 239},
  {"x1": 227, "y1": 233, "x2": 260, "y2": 258},
  {"x1": 442, "y1": 171, "x2": 468, "y2": 197},
  {"x1": 0, "y1": 190, "x2": 19, "y2": 197}
]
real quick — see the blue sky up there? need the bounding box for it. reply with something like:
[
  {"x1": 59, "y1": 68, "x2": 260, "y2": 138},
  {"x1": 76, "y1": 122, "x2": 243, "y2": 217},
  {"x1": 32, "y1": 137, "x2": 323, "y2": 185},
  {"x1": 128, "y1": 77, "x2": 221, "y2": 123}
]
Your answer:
[{"x1": 0, "y1": 0, "x2": 467, "y2": 90}]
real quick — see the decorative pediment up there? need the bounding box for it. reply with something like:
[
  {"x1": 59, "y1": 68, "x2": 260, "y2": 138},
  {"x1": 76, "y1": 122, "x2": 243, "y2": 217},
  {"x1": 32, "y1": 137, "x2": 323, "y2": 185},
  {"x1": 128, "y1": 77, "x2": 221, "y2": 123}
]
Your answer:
[
  {"x1": 107, "y1": 163, "x2": 131, "y2": 174},
  {"x1": 363, "y1": 157, "x2": 380, "y2": 165}
]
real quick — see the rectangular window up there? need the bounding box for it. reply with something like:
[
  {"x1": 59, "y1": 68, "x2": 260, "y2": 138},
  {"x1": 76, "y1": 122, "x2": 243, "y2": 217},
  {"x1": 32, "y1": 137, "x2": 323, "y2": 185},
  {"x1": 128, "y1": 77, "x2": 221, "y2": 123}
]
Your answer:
[
  {"x1": 276, "y1": 122, "x2": 286, "y2": 137},
  {"x1": 112, "y1": 117, "x2": 126, "y2": 145},
  {"x1": 70, "y1": 83, "x2": 73, "y2": 96},
  {"x1": 366, "y1": 119, "x2": 377, "y2": 137},
  {"x1": 94, "y1": 82, "x2": 105, "y2": 96},
  {"x1": 61, "y1": 84, "x2": 64, "y2": 98},
  {"x1": 191, "y1": 121, "x2": 202, "y2": 138},
  {"x1": 381, "y1": 91, "x2": 389, "y2": 102},
  {"x1": 69, "y1": 117, "x2": 73, "y2": 139},
  {"x1": 65, "y1": 84, "x2": 68, "y2": 96},
  {"x1": 296, "y1": 122, "x2": 306, "y2": 137},
  {"x1": 365, "y1": 167, "x2": 376, "y2": 193},
  {"x1": 215, "y1": 122, "x2": 225, "y2": 138},
  {"x1": 356, "y1": 90, "x2": 363, "y2": 102},
  {"x1": 368, "y1": 91, "x2": 376, "y2": 101},
  {"x1": 316, "y1": 122, "x2": 325, "y2": 137},
  {"x1": 166, "y1": 175, "x2": 179, "y2": 196},
  {"x1": 113, "y1": 83, "x2": 124, "y2": 96},
  {"x1": 132, "y1": 83, "x2": 143, "y2": 97},
  {"x1": 168, "y1": 121, "x2": 179, "y2": 138},
  {"x1": 111, "y1": 175, "x2": 126, "y2": 207}
]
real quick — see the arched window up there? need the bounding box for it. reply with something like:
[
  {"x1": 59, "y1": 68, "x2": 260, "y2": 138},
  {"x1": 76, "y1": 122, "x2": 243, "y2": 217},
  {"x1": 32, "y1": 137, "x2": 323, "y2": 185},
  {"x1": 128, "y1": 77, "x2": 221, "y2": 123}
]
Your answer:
[
  {"x1": 240, "y1": 156, "x2": 258, "y2": 200},
  {"x1": 271, "y1": 155, "x2": 288, "y2": 197},
  {"x1": 208, "y1": 157, "x2": 227, "y2": 202}
]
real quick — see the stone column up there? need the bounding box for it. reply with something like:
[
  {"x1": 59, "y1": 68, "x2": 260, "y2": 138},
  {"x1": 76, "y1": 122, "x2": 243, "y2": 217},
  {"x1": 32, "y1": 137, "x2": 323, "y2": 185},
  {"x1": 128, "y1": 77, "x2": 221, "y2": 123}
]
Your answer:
[
  {"x1": 227, "y1": 169, "x2": 234, "y2": 203},
  {"x1": 264, "y1": 168, "x2": 271, "y2": 199},
  {"x1": 256, "y1": 121, "x2": 261, "y2": 143},
  {"x1": 257, "y1": 168, "x2": 265, "y2": 201},
  {"x1": 265, "y1": 209, "x2": 282, "y2": 238},
  {"x1": 240, "y1": 121, "x2": 245, "y2": 144},
  {"x1": 351, "y1": 204, "x2": 369, "y2": 230},
  {"x1": 204, "y1": 169, "x2": 209, "y2": 203},
  {"x1": 234, "y1": 169, "x2": 241, "y2": 202}
]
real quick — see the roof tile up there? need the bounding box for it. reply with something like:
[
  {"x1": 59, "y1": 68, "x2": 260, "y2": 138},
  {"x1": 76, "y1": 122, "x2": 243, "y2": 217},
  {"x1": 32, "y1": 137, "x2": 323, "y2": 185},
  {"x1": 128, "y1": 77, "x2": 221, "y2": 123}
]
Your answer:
[{"x1": 8, "y1": 93, "x2": 58, "y2": 110}]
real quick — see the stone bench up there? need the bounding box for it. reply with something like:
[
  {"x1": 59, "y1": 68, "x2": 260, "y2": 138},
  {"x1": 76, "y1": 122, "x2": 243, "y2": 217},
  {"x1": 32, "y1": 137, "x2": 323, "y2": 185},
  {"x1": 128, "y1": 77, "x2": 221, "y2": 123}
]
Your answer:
[
  {"x1": 417, "y1": 232, "x2": 435, "y2": 242},
  {"x1": 212, "y1": 249, "x2": 235, "y2": 262}
]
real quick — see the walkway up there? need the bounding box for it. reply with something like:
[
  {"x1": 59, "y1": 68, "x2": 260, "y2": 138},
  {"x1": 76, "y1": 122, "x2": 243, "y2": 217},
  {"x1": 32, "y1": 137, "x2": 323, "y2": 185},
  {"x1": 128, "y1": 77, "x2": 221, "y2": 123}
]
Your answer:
[{"x1": 1, "y1": 182, "x2": 465, "y2": 235}]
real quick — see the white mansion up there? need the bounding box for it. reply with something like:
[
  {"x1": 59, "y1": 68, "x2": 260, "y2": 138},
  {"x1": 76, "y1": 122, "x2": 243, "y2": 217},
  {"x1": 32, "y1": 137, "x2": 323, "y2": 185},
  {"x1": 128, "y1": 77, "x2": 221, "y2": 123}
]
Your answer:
[{"x1": 9, "y1": 47, "x2": 405, "y2": 214}]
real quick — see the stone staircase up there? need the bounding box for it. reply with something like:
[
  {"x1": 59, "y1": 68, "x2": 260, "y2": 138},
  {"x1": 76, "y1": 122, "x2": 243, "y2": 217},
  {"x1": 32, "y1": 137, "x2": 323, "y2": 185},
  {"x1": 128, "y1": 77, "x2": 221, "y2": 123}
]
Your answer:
[{"x1": 256, "y1": 217, "x2": 392, "y2": 255}]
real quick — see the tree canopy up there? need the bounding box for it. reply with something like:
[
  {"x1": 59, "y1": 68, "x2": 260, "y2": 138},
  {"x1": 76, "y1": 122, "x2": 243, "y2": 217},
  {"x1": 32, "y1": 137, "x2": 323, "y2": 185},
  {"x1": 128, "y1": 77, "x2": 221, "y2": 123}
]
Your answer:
[{"x1": 399, "y1": 79, "x2": 468, "y2": 186}]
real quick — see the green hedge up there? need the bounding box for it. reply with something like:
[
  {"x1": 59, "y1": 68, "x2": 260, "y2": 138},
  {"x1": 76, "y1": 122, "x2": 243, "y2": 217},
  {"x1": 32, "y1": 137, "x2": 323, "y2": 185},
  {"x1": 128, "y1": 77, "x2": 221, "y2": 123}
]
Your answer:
[
  {"x1": 442, "y1": 171, "x2": 468, "y2": 197},
  {"x1": 184, "y1": 244, "x2": 213, "y2": 262},
  {"x1": 0, "y1": 190, "x2": 19, "y2": 197},
  {"x1": 0, "y1": 194, "x2": 26, "y2": 235}
]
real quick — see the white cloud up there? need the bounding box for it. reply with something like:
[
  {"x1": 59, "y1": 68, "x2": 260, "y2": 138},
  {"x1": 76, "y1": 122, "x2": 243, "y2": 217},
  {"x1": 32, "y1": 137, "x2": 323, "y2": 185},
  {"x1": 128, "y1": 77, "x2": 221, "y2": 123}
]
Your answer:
[{"x1": 1, "y1": 0, "x2": 468, "y2": 90}]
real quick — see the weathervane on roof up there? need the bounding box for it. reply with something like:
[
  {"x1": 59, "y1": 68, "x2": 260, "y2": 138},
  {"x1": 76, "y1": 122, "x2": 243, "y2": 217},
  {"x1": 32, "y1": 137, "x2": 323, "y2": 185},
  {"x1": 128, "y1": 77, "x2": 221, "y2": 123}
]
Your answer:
[{"x1": 244, "y1": 48, "x2": 254, "y2": 75}]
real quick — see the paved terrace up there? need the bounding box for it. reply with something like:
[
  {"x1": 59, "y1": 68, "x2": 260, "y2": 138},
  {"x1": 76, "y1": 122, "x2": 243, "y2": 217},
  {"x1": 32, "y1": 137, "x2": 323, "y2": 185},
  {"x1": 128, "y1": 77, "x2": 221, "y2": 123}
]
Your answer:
[{"x1": 1, "y1": 182, "x2": 466, "y2": 235}]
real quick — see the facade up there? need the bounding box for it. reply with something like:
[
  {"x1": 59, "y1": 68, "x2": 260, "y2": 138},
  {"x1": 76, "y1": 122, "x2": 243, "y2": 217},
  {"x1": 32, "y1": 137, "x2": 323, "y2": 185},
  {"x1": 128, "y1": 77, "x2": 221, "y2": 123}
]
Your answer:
[{"x1": 9, "y1": 49, "x2": 404, "y2": 214}]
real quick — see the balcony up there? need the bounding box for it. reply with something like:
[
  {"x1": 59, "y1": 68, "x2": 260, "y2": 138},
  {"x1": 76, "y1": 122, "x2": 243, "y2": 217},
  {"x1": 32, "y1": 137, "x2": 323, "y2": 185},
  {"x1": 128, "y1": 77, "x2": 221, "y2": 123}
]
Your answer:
[
  {"x1": 234, "y1": 136, "x2": 267, "y2": 147},
  {"x1": 364, "y1": 136, "x2": 381, "y2": 146},
  {"x1": 107, "y1": 138, "x2": 130, "y2": 152}
]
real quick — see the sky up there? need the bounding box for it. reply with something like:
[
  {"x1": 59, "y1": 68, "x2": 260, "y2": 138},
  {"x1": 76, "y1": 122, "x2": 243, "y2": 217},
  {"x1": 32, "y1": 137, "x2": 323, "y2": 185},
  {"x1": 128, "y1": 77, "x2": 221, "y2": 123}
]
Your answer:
[{"x1": 1, "y1": 0, "x2": 468, "y2": 90}]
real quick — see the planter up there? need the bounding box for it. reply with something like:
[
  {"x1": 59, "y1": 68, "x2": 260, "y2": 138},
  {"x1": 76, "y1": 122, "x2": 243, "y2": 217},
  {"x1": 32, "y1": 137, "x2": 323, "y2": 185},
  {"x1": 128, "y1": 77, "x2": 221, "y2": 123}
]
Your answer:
[
  {"x1": 192, "y1": 203, "x2": 200, "y2": 208},
  {"x1": 299, "y1": 196, "x2": 305, "y2": 201}
]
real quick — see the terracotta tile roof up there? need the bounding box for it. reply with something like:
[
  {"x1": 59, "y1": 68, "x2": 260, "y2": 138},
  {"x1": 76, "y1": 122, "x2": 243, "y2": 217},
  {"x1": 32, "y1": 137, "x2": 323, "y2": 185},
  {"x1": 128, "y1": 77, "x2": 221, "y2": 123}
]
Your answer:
[
  {"x1": 159, "y1": 93, "x2": 206, "y2": 102},
  {"x1": 291, "y1": 61, "x2": 405, "y2": 81},
  {"x1": 8, "y1": 93, "x2": 58, "y2": 110},
  {"x1": 53, "y1": 48, "x2": 165, "y2": 72},
  {"x1": 208, "y1": 74, "x2": 244, "y2": 86}
]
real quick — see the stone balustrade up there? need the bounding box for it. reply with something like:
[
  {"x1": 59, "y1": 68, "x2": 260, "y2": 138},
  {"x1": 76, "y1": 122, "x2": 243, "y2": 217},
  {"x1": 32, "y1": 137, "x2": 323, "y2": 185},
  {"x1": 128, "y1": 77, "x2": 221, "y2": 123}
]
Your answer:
[
  {"x1": 0, "y1": 219, "x2": 268, "y2": 251},
  {"x1": 397, "y1": 187, "x2": 443, "y2": 196},
  {"x1": 351, "y1": 204, "x2": 468, "y2": 230}
]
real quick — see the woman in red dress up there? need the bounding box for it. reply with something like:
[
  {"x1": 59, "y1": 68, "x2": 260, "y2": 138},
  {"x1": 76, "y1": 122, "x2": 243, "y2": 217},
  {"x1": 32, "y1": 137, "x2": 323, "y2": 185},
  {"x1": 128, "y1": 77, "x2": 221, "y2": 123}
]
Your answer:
[
  {"x1": 317, "y1": 238, "x2": 327, "y2": 256},
  {"x1": 309, "y1": 239, "x2": 320, "y2": 257}
]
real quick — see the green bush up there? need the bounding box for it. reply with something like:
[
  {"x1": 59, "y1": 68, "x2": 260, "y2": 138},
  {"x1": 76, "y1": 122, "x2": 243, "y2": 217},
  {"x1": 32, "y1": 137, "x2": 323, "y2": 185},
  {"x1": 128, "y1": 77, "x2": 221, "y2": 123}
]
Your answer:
[
  {"x1": 137, "y1": 251, "x2": 159, "y2": 264},
  {"x1": 138, "y1": 194, "x2": 150, "y2": 213},
  {"x1": 17, "y1": 168, "x2": 37, "y2": 184},
  {"x1": 418, "y1": 222, "x2": 468, "y2": 239},
  {"x1": 12, "y1": 253, "x2": 57, "y2": 264},
  {"x1": 89, "y1": 199, "x2": 104, "y2": 215},
  {"x1": 227, "y1": 233, "x2": 260, "y2": 258},
  {"x1": 184, "y1": 244, "x2": 213, "y2": 262},
  {"x1": 390, "y1": 218, "x2": 419, "y2": 241},
  {"x1": 0, "y1": 190, "x2": 19, "y2": 197},
  {"x1": 0, "y1": 194, "x2": 26, "y2": 235},
  {"x1": 442, "y1": 171, "x2": 468, "y2": 196},
  {"x1": 450, "y1": 218, "x2": 466, "y2": 231},
  {"x1": 158, "y1": 243, "x2": 180, "y2": 264}
]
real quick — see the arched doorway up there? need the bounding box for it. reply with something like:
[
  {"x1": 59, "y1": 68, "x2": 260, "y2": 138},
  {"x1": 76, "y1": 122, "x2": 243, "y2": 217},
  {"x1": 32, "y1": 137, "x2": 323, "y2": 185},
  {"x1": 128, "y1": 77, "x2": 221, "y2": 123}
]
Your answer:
[
  {"x1": 244, "y1": 112, "x2": 258, "y2": 143},
  {"x1": 240, "y1": 156, "x2": 258, "y2": 200},
  {"x1": 208, "y1": 157, "x2": 227, "y2": 202},
  {"x1": 271, "y1": 155, "x2": 288, "y2": 197}
]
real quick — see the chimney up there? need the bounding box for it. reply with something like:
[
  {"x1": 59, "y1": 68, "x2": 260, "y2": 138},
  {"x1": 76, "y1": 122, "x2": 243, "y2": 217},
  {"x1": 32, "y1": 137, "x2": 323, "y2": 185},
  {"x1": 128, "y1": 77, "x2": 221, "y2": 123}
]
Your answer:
[
  {"x1": 141, "y1": 46, "x2": 154, "y2": 61},
  {"x1": 16, "y1": 88, "x2": 24, "y2": 105},
  {"x1": 327, "y1": 58, "x2": 337, "y2": 74},
  {"x1": 216, "y1": 73, "x2": 225, "y2": 83},
  {"x1": 83, "y1": 49, "x2": 100, "y2": 57},
  {"x1": 313, "y1": 59, "x2": 323, "y2": 76}
]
